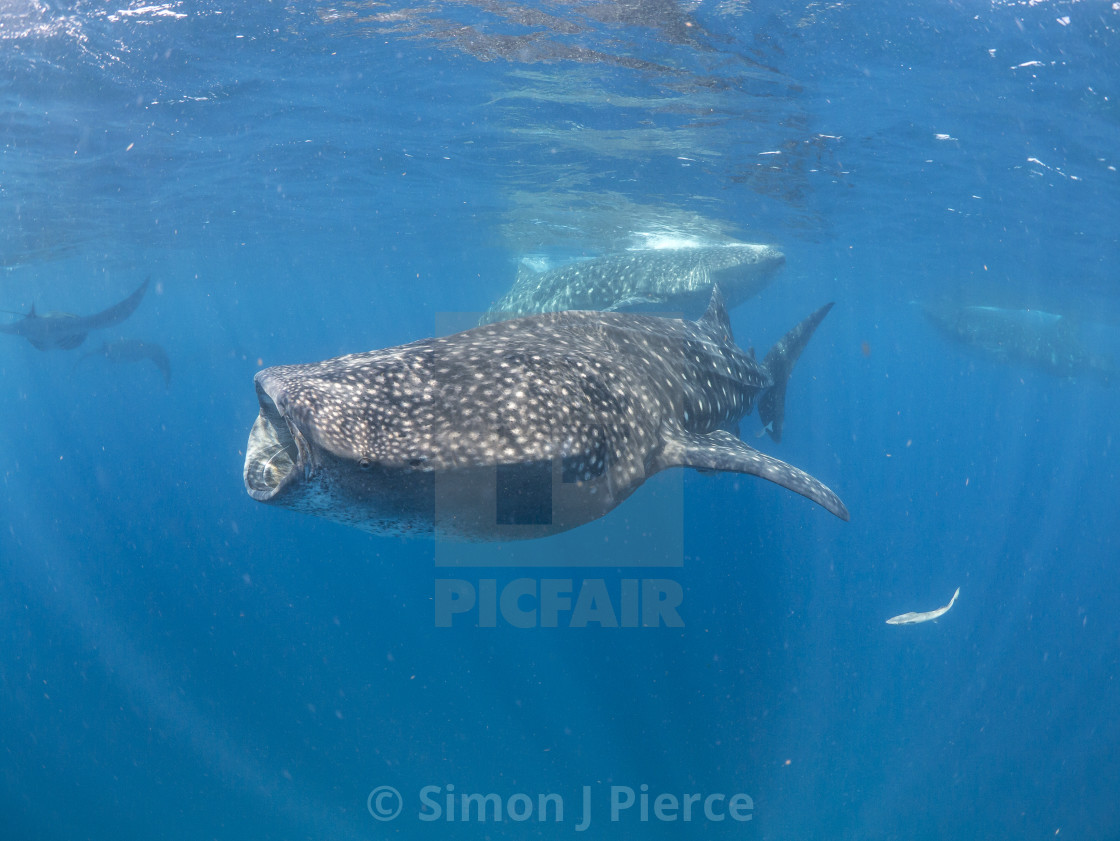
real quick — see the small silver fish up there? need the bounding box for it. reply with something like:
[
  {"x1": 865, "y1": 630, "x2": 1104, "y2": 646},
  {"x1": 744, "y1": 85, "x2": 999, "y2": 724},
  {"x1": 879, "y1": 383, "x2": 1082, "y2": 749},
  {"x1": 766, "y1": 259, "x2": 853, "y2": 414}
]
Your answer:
[{"x1": 886, "y1": 587, "x2": 960, "y2": 625}]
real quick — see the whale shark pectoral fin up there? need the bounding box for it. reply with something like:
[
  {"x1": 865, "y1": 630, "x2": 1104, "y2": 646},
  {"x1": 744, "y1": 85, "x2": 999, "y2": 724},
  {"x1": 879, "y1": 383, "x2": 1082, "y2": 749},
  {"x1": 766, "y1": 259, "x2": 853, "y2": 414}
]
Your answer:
[{"x1": 661, "y1": 428, "x2": 849, "y2": 521}]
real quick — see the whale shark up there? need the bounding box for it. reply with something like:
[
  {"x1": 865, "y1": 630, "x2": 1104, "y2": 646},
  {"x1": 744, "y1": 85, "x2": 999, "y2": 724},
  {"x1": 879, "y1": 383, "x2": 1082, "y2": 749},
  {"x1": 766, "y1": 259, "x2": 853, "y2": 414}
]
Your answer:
[
  {"x1": 79, "y1": 339, "x2": 171, "y2": 387},
  {"x1": 244, "y1": 287, "x2": 847, "y2": 541},
  {"x1": 920, "y1": 300, "x2": 1114, "y2": 381},
  {"x1": 0, "y1": 277, "x2": 150, "y2": 351},
  {"x1": 480, "y1": 243, "x2": 784, "y2": 325}
]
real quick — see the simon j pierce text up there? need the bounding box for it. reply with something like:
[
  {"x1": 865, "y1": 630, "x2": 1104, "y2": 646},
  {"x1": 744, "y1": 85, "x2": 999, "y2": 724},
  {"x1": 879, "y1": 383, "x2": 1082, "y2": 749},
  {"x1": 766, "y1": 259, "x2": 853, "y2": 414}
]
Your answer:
[{"x1": 367, "y1": 783, "x2": 754, "y2": 829}]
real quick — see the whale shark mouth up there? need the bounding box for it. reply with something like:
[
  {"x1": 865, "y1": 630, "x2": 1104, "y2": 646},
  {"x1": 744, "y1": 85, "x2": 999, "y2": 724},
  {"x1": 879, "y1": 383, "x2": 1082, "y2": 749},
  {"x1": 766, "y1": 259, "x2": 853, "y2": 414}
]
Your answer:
[{"x1": 244, "y1": 384, "x2": 309, "y2": 502}]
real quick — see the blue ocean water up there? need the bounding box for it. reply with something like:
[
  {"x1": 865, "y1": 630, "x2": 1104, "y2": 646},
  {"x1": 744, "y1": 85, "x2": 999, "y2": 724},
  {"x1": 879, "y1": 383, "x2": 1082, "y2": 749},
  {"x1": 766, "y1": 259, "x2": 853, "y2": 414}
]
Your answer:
[{"x1": 2, "y1": 1, "x2": 1118, "y2": 839}]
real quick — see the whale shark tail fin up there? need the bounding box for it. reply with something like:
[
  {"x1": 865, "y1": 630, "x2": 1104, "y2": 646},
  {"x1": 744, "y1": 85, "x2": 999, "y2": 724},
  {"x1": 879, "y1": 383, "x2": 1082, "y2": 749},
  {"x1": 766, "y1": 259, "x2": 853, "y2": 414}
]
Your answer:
[{"x1": 759, "y1": 303, "x2": 834, "y2": 443}]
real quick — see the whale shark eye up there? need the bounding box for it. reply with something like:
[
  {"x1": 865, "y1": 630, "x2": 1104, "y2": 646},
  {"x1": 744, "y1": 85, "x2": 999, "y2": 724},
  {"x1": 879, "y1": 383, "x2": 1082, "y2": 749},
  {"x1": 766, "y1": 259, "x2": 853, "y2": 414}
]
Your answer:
[{"x1": 358, "y1": 457, "x2": 372, "y2": 469}]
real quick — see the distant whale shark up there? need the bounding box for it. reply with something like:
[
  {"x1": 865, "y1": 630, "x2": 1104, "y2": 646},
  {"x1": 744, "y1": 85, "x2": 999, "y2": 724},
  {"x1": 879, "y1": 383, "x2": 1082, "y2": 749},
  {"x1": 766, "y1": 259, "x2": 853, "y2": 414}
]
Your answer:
[
  {"x1": 79, "y1": 339, "x2": 171, "y2": 387},
  {"x1": 244, "y1": 287, "x2": 847, "y2": 541},
  {"x1": 479, "y1": 243, "x2": 784, "y2": 324},
  {"x1": 0, "y1": 277, "x2": 150, "y2": 351},
  {"x1": 920, "y1": 300, "x2": 1114, "y2": 381}
]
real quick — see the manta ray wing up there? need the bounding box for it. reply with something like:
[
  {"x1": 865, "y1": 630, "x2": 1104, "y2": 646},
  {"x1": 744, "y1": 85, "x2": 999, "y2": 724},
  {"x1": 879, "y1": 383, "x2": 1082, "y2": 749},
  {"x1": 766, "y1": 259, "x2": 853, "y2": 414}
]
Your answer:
[{"x1": 71, "y1": 276, "x2": 151, "y2": 332}]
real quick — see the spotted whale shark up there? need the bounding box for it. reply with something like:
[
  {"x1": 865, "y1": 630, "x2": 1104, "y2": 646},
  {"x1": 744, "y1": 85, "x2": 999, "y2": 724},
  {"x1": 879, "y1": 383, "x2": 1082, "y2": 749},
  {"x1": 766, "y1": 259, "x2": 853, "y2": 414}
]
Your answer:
[
  {"x1": 920, "y1": 300, "x2": 1114, "y2": 381},
  {"x1": 480, "y1": 243, "x2": 784, "y2": 325},
  {"x1": 244, "y1": 288, "x2": 847, "y2": 541},
  {"x1": 0, "y1": 277, "x2": 150, "y2": 351}
]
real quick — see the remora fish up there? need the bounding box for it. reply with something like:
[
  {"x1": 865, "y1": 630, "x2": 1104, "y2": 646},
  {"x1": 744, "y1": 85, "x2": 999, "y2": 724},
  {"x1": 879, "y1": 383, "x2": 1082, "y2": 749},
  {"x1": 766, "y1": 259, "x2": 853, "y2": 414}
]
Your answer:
[
  {"x1": 243, "y1": 287, "x2": 847, "y2": 541},
  {"x1": 886, "y1": 587, "x2": 960, "y2": 625},
  {"x1": 0, "y1": 277, "x2": 150, "y2": 351},
  {"x1": 80, "y1": 339, "x2": 172, "y2": 387},
  {"x1": 480, "y1": 243, "x2": 785, "y2": 325},
  {"x1": 920, "y1": 300, "x2": 1114, "y2": 381}
]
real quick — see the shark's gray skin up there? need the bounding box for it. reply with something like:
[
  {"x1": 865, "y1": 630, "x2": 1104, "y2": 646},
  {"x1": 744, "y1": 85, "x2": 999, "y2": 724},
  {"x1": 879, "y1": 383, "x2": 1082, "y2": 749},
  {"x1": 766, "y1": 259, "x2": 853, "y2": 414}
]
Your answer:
[
  {"x1": 80, "y1": 339, "x2": 171, "y2": 387},
  {"x1": 244, "y1": 287, "x2": 847, "y2": 541},
  {"x1": 920, "y1": 300, "x2": 1114, "y2": 381},
  {"x1": 480, "y1": 243, "x2": 784, "y2": 325},
  {"x1": 0, "y1": 277, "x2": 150, "y2": 351}
]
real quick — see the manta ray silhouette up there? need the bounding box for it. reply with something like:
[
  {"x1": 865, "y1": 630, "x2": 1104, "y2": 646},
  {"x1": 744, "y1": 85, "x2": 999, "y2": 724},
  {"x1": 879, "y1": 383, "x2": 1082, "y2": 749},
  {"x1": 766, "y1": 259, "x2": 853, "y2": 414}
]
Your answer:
[
  {"x1": 79, "y1": 339, "x2": 172, "y2": 387},
  {"x1": 0, "y1": 277, "x2": 150, "y2": 351}
]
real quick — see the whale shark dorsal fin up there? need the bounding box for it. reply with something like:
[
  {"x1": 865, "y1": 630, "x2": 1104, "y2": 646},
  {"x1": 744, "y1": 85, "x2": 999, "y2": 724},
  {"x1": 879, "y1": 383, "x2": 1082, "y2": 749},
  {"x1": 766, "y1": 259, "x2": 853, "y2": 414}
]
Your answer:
[
  {"x1": 659, "y1": 427, "x2": 849, "y2": 520},
  {"x1": 1055, "y1": 313, "x2": 1081, "y2": 341},
  {"x1": 516, "y1": 261, "x2": 545, "y2": 285},
  {"x1": 699, "y1": 284, "x2": 733, "y2": 342}
]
